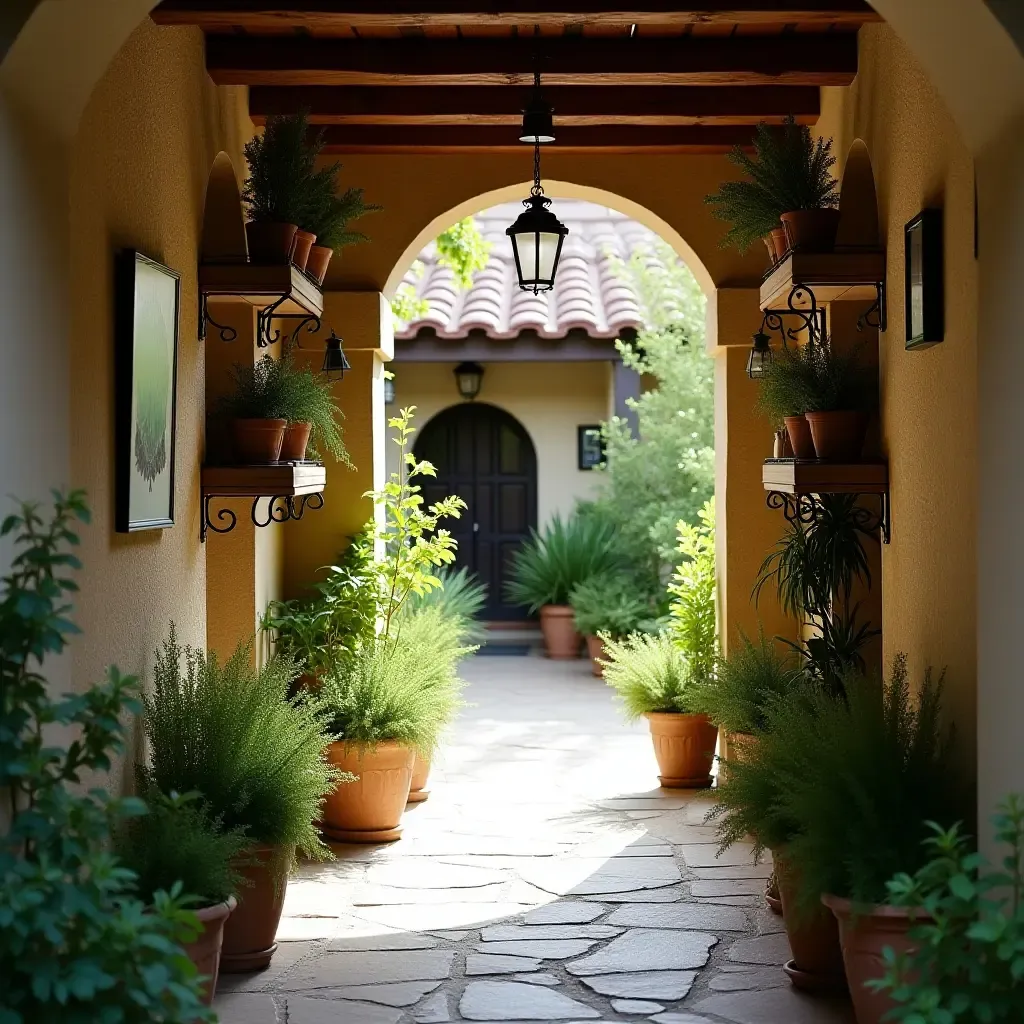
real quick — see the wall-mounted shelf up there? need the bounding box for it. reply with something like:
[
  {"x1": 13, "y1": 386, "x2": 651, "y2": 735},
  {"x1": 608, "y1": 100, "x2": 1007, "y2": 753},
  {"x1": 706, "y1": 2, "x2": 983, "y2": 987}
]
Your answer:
[
  {"x1": 200, "y1": 462, "x2": 326, "y2": 543},
  {"x1": 199, "y1": 262, "x2": 324, "y2": 348},
  {"x1": 763, "y1": 458, "x2": 890, "y2": 543}
]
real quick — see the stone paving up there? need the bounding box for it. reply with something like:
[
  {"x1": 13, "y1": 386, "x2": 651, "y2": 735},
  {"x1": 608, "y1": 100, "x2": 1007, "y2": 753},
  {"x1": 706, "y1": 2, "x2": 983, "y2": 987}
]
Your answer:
[{"x1": 214, "y1": 655, "x2": 854, "y2": 1024}]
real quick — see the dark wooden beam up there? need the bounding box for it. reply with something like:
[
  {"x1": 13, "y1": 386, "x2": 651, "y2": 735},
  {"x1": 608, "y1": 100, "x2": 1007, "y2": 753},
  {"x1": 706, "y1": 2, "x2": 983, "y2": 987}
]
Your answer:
[
  {"x1": 153, "y1": 1, "x2": 882, "y2": 31},
  {"x1": 315, "y1": 124, "x2": 760, "y2": 153},
  {"x1": 207, "y1": 33, "x2": 858, "y2": 88},
  {"x1": 249, "y1": 84, "x2": 819, "y2": 126}
]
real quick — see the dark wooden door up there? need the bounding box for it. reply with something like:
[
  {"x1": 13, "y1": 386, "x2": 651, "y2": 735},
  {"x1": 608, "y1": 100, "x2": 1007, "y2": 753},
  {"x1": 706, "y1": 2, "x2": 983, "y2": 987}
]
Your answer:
[{"x1": 415, "y1": 403, "x2": 537, "y2": 621}]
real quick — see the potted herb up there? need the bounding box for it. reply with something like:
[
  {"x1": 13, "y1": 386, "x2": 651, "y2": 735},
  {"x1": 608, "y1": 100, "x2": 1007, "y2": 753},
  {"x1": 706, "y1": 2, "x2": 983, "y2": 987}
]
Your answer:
[
  {"x1": 507, "y1": 513, "x2": 621, "y2": 659},
  {"x1": 706, "y1": 117, "x2": 841, "y2": 256},
  {"x1": 802, "y1": 342, "x2": 875, "y2": 461},
  {"x1": 570, "y1": 571, "x2": 659, "y2": 677},
  {"x1": 278, "y1": 352, "x2": 353, "y2": 463},
  {"x1": 117, "y1": 793, "x2": 247, "y2": 1004},
  {"x1": 304, "y1": 161, "x2": 381, "y2": 285},
  {"x1": 601, "y1": 632, "x2": 718, "y2": 788},
  {"x1": 220, "y1": 354, "x2": 289, "y2": 463},
  {"x1": 141, "y1": 626, "x2": 341, "y2": 973},
  {"x1": 756, "y1": 343, "x2": 818, "y2": 459}
]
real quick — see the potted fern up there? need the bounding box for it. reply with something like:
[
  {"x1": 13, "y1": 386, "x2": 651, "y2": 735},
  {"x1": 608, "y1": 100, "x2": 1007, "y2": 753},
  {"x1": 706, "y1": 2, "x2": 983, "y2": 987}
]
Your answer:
[
  {"x1": 304, "y1": 160, "x2": 381, "y2": 285},
  {"x1": 801, "y1": 342, "x2": 875, "y2": 461},
  {"x1": 219, "y1": 354, "x2": 289, "y2": 463},
  {"x1": 570, "y1": 571, "x2": 659, "y2": 677},
  {"x1": 706, "y1": 117, "x2": 841, "y2": 256},
  {"x1": 756, "y1": 343, "x2": 818, "y2": 459},
  {"x1": 278, "y1": 351, "x2": 353, "y2": 463}
]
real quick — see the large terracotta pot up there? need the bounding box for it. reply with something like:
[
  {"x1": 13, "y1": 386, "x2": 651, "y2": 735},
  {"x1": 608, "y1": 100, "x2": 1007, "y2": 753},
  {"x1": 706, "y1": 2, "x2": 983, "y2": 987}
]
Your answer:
[
  {"x1": 306, "y1": 244, "x2": 333, "y2": 285},
  {"x1": 280, "y1": 421, "x2": 312, "y2": 461},
  {"x1": 780, "y1": 209, "x2": 841, "y2": 253},
  {"x1": 766, "y1": 872, "x2": 783, "y2": 915},
  {"x1": 184, "y1": 896, "x2": 236, "y2": 1003},
  {"x1": 322, "y1": 741, "x2": 414, "y2": 843},
  {"x1": 763, "y1": 233, "x2": 779, "y2": 264},
  {"x1": 245, "y1": 221, "x2": 297, "y2": 264},
  {"x1": 784, "y1": 414, "x2": 816, "y2": 459},
  {"x1": 823, "y1": 894, "x2": 927, "y2": 1024},
  {"x1": 539, "y1": 604, "x2": 581, "y2": 659},
  {"x1": 770, "y1": 226, "x2": 789, "y2": 261},
  {"x1": 646, "y1": 712, "x2": 719, "y2": 789},
  {"x1": 408, "y1": 753, "x2": 431, "y2": 804},
  {"x1": 805, "y1": 410, "x2": 870, "y2": 462},
  {"x1": 776, "y1": 854, "x2": 847, "y2": 994},
  {"x1": 232, "y1": 418, "x2": 286, "y2": 464},
  {"x1": 220, "y1": 846, "x2": 289, "y2": 973},
  {"x1": 585, "y1": 634, "x2": 607, "y2": 677},
  {"x1": 291, "y1": 229, "x2": 316, "y2": 272}
]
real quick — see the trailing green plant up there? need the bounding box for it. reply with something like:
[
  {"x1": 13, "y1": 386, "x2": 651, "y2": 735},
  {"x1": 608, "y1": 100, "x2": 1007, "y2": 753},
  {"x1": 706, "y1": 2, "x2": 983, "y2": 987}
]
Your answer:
[
  {"x1": 705, "y1": 117, "x2": 840, "y2": 252},
  {"x1": 398, "y1": 565, "x2": 488, "y2": 646},
  {"x1": 435, "y1": 217, "x2": 491, "y2": 288},
  {"x1": 116, "y1": 791, "x2": 247, "y2": 909},
  {"x1": 802, "y1": 340, "x2": 874, "y2": 413},
  {"x1": 668, "y1": 499, "x2": 717, "y2": 688},
  {"x1": 305, "y1": 160, "x2": 380, "y2": 249},
  {"x1": 278, "y1": 352, "x2": 352, "y2": 465},
  {"x1": 219, "y1": 353, "x2": 291, "y2": 420},
  {"x1": 756, "y1": 342, "x2": 818, "y2": 422},
  {"x1": 869, "y1": 794, "x2": 1024, "y2": 1022},
  {"x1": 0, "y1": 491, "x2": 214, "y2": 1023},
  {"x1": 242, "y1": 111, "x2": 319, "y2": 226},
  {"x1": 600, "y1": 632, "x2": 697, "y2": 720},
  {"x1": 570, "y1": 571, "x2": 660, "y2": 639},
  {"x1": 507, "y1": 513, "x2": 621, "y2": 612},
  {"x1": 141, "y1": 625, "x2": 341, "y2": 870}
]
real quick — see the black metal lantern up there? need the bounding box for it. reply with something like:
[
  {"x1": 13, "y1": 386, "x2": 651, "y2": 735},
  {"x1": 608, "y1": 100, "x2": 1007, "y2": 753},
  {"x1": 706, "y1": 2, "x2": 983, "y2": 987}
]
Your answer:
[
  {"x1": 321, "y1": 331, "x2": 350, "y2": 381},
  {"x1": 520, "y1": 68, "x2": 555, "y2": 144},
  {"x1": 454, "y1": 361, "x2": 484, "y2": 400},
  {"x1": 383, "y1": 374, "x2": 396, "y2": 405},
  {"x1": 746, "y1": 329, "x2": 774, "y2": 379}
]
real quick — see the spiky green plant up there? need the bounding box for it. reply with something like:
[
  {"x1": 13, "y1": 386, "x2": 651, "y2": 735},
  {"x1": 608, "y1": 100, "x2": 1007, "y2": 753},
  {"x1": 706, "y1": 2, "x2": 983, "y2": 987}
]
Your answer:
[
  {"x1": 140, "y1": 625, "x2": 341, "y2": 870},
  {"x1": 242, "y1": 112, "x2": 319, "y2": 226},
  {"x1": 278, "y1": 353, "x2": 352, "y2": 465},
  {"x1": 668, "y1": 500, "x2": 717, "y2": 688},
  {"x1": 398, "y1": 565, "x2": 488, "y2": 646},
  {"x1": 801, "y1": 340, "x2": 874, "y2": 413},
  {"x1": 570, "y1": 572, "x2": 660, "y2": 639},
  {"x1": 219, "y1": 354, "x2": 290, "y2": 420},
  {"x1": 506, "y1": 513, "x2": 621, "y2": 612},
  {"x1": 600, "y1": 632, "x2": 697, "y2": 720},
  {"x1": 756, "y1": 343, "x2": 818, "y2": 423},
  {"x1": 305, "y1": 160, "x2": 381, "y2": 249}
]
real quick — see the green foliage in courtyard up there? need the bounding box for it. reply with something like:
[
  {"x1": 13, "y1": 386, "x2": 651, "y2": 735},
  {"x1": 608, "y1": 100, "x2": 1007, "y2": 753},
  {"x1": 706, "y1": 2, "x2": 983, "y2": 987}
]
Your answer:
[
  {"x1": 570, "y1": 571, "x2": 660, "y2": 639},
  {"x1": 279, "y1": 353, "x2": 353, "y2": 464},
  {"x1": 305, "y1": 159, "x2": 380, "y2": 250},
  {"x1": 436, "y1": 216, "x2": 492, "y2": 288},
  {"x1": 756, "y1": 343, "x2": 818, "y2": 422},
  {"x1": 667, "y1": 499, "x2": 717, "y2": 689},
  {"x1": 600, "y1": 632, "x2": 698, "y2": 720},
  {"x1": 0, "y1": 492, "x2": 213, "y2": 1023},
  {"x1": 220, "y1": 352, "x2": 291, "y2": 419},
  {"x1": 399, "y1": 565, "x2": 489, "y2": 646}
]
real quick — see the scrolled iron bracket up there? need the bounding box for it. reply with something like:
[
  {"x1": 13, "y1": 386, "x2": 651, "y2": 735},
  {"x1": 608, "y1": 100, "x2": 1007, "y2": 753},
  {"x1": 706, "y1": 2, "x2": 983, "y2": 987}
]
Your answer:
[
  {"x1": 199, "y1": 294, "x2": 239, "y2": 343},
  {"x1": 766, "y1": 490, "x2": 890, "y2": 544},
  {"x1": 763, "y1": 284, "x2": 827, "y2": 350},
  {"x1": 201, "y1": 492, "x2": 325, "y2": 542},
  {"x1": 255, "y1": 299, "x2": 322, "y2": 349},
  {"x1": 857, "y1": 281, "x2": 887, "y2": 333}
]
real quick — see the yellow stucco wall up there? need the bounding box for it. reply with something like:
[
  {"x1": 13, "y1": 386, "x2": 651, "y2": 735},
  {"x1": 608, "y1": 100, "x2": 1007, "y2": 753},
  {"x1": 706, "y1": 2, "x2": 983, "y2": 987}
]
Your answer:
[{"x1": 817, "y1": 24, "x2": 979, "y2": 757}]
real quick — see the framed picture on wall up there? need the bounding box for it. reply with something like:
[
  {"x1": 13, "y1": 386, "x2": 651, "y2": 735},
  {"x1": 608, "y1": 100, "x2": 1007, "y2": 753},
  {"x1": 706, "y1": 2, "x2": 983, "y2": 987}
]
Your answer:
[
  {"x1": 578, "y1": 425, "x2": 605, "y2": 470},
  {"x1": 905, "y1": 208, "x2": 944, "y2": 349},
  {"x1": 115, "y1": 250, "x2": 181, "y2": 532}
]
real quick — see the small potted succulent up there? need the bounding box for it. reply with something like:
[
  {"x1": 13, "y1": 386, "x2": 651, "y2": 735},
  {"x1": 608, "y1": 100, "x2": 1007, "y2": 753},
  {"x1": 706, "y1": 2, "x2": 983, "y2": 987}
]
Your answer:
[
  {"x1": 570, "y1": 572, "x2": 659, "y2": 677},
  {"x1": 304, "y1": 161, "x2": 381, "y2": 285},
  {"x1": 219, "y1": 354, "x2": 289, "y2": 463}
]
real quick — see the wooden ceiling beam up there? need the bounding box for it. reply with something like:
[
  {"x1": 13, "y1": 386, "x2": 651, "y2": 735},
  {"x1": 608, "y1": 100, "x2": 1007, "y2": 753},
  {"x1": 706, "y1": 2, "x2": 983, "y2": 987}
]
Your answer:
[
  {"x1": 248, "y1": 84, "x2": 820, "y2": 125},
  {"x1": 152, "y1": 1, "x2": 882, "y2": 32},
  {"x1": 315, "y1": 124, "x2": 761, "y2": 153},
  {"x1": 207, "y1": 33, "x2": 858, "y2": 88}
]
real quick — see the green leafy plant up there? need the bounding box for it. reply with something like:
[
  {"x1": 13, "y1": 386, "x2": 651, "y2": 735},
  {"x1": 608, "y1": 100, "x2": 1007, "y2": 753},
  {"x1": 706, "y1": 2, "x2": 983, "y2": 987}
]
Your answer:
[
  {"x1": 756, "y1": 343, "x2": 818, "y2": 422},
  {"x1": 435, "y1": 217, "x2": 492, "y2": 288},
  {"x1": 0, "y1": 492, "x2": 213, "y2": 1023},
  {"x1": 242, "y1": 111, "x2": 318, "y2": 226},
  {"x1": 600, "y1": 632, "x2": 697, "y2": 720},
  {"x1": 399, "y1": 565, "x2": 488, "y2": 646},
  {"x1": 802, "y1": 341, "x2": 874, "y2": 413},
  {"x1": 570, "y1": 572, "x2": 659, "y2": 639},
  {"x1": 219, "y1": 353, "x2": 290, "y2": 420},
  {"x1": 668, "y1": 499, "x2": 717, "y2": 688},
  {"x1": 869, "y1": 794, "x2": 1024, "y2": 1021},
  {"x1": 705, "y1": 117, "x2": 840, "y2": 252},
  {"x1": 305, "y1": 160, "x2": 380, "y2": 249},
  {"x1": 141, "y1": 626, "x2": 341, "y2": 871},
  {"x1": 507, "y1": 513, "x2": 621, "y2": 612},
  {"x1": 279, "y1": 353, "x2": 352, "y2": 465}
]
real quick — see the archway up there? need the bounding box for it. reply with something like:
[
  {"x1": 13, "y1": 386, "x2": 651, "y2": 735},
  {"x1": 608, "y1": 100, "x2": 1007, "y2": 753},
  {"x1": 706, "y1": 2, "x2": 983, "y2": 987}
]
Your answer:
[{"x1": 416, "y1": 402, "x2": 538, "y2": 621}]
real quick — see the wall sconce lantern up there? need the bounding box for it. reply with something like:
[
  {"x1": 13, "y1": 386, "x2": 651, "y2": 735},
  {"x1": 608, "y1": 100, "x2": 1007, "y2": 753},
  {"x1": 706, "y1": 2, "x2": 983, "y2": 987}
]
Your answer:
[
  {"x1": 454, "y1": 361, "x2": 484, "y2": 401},
  {"x1": 383, "y1": 374, "x2": 396, "y2": 405},
  {"x1": 321, "y1": 331, "x2": 350, "y2": 381},
  {"x1": 746, "y1": 329, "x2": 774, "y2": 379}
]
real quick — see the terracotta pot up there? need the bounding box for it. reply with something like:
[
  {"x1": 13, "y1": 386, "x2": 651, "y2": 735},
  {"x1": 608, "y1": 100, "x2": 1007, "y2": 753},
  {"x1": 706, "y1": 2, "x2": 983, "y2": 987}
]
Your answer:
[
  {"x1": 784, "y1": 414, "x2": 816, "y2": 459},
  {"x1": 184, "y1": 896, "x2": 236, "y2": 1003},
  {"x1": 766, "y1": 872, "x2": 783, "y2": 915},
  {"x1": 245, "y1": 221, "x2": 297, "y2": 264},
  {"x1": 645, "y1": 711, "x2": 719, "y2": 789},
  {"x1": 280, "y1": 421, "x2": 312, "y2": 461},
  {"x1": 805, "y1": 410, "x2": 869, "y2": 462},
  {"x1": 539, "y1": 604, "x2": 581, "y2": 659},
  {"x1": 291, "y1": 229, "x2": 316, "y2": 271},
  {"x1": 776, "y1": 853, "x2": 847, "y2": 994},
  {"x1": 232, "y1": 418, "x2": 286, "y2": 464},
  {"x1": 823, "y1": 894, "x2": 928, "y2": 1024},
  {"x1": 763, "y1": 233, "x2": 778, "y2": 264},
  {"x1": 322, "y1": 741, "x2": 414, "y2": 843},
  {"x1": 306, "y1": 244, "x2": 333, "y2": 285},
  {"x1": 780, "y1": 209, "x2": 841, "y2": 253},
  {"x1": 408, "y1": 753, "x2": 431, "y2": 803},
  {"x1": 585, "y1": 634, "x2": 607, "y2": 678},
  {"x1": 220, "y1": 846, "x2": 288, "y2": 973},
  {"x1": 770, "y1": 226, "x2": 790, "y2": 260}
]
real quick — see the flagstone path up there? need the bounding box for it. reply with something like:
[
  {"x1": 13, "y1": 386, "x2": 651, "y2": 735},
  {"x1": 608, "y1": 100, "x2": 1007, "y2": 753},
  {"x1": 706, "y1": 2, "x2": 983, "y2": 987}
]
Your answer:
[{"x1": 214, "y1": 655, "x2": 854, "y2": 1024}]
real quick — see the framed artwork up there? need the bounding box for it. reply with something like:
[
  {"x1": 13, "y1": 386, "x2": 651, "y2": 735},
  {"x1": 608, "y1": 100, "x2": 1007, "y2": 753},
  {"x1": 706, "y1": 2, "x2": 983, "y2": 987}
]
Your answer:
[
  {"x1": 577, "y1": 425, "x2": 605, "y2": 471},
  {"x1": 115, "y1": 250, "x2": 181, "y2": 532},
  {"x1": 905, "y1": 209, "x2": 944, "y2": 349}
]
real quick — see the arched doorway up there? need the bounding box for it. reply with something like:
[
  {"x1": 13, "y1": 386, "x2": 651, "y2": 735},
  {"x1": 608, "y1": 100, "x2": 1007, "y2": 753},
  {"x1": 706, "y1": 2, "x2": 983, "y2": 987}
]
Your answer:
[{"x1": 416, "y1": 403, "x2": 537, "y2": 622}]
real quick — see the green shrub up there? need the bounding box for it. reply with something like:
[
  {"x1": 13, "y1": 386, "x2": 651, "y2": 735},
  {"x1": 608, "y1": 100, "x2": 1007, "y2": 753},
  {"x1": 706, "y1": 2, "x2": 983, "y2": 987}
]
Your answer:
[
  {"x1": 802, "y1": 341, "x2": 874, "y2": 413},
  {"x1": 668, "y1": 499, "x2": 717, "y2": 688},
  {"x1": 279, "y1": 354, "x2": 352, "y2": 465},
  {"x1": 756, "y1": 343, "x2": 818, "y2": 422},
  {"x1": 242, "y1": 111, "x2": 317, "y2": 226},
  {"x1": 0, "y1": 492, "x2": 213, "y2": 1023},
  {"x1": 220, "y1": 353, "x2": 291, "y2": 420},
  {"x1": 506, "y1": 513, "x2": 620, "y2": 612},
  {"x1": 305, "y1": 159, "x2": 380, "y2": 249},
  {"x1": 601, "y1": 632, "x2": 697, "y2": 720},
  {"x1": 399, "y1": 565, "x2": 488, "y2": 646},
  {"x1": 141, "y1": 626, "x2": 341, "y2": 870},
  {"x1": 870, "y1": 794, "x2": 1024, "y2": 1021},
  {"x1": 570, "y1": 572, "x2": 659, "y2": 639}
]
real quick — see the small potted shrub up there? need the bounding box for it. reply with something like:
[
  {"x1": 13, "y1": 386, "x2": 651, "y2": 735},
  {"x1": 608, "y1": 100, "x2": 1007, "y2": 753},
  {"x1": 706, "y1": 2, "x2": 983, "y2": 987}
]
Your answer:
[
  {"x1": 756, "y1": 343, "x2": 817, "y2": 459},
  {"x1": 601, "y1": 632, "x2": 718, "y2": 788},
  {"x1": 570, "y1": 571, "x2": 659, "y2": 677},
  {"x1": 507, "y1": 513, "x2": 620, "y2": 659},
  {"x1": 278, "y1": 352, "x2": 353, "y2": 463},
  {"x1": 142, "y1": 626, "x2": 341, "y2": 973},
  {"x1": 117, "y1": 794, "x2": 247, "y2": 1004},
  {"x1": 220, "y1": 354, "x2": 289, "y2": 463},
  {"x1": 802, "y1": 342, "x2": 875, "y2": 461},
  {"x1": 304, "y1": 161, "x2": 381, "y2": 285}
]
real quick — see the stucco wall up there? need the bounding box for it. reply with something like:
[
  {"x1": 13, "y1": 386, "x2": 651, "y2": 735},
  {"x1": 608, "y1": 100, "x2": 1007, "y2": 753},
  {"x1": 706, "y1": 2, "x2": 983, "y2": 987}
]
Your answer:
[
  {"x1": 817, "y1": 24, "x2": 979, "y2": 761},
  {"x1": 390, "y1": 361, "x2": 612, "y2": 528}
]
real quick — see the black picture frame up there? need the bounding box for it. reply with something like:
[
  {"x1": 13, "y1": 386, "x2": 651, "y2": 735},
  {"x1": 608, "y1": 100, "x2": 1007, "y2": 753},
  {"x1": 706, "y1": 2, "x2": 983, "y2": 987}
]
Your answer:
[
  {"x1": 115, "y1": 250, "x2": 181, "y2": 532},
  {"x1": 905, "y1": 208, "x2": 944, "y2": 349},
  {"x1": 577, "y1": 425, "x2": 605, "y2": 471}
]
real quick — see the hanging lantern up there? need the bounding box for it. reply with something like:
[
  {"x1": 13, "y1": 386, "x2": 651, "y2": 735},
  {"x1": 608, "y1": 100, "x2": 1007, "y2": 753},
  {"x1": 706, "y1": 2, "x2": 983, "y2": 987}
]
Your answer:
[
  {"x1": 746, "y1": 329, "x2": 774, "y2": 379},
  {"x1": 454, "y1": 361, "x2": 484, "y2": 400},
  {"x1": 383, "y1": 374, "x2": 396, "y2": 405},
  {"x1": 321, "y1": 330, "x2": 350, "y2": 381},
  {"x1": 520, "y1": 68, "x2": 555, "y2": 144}
]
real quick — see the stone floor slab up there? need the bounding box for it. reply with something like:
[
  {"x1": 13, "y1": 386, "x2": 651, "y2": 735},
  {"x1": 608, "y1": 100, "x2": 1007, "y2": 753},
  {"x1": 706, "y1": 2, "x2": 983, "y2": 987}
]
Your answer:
[
  {"x1": 467, "y1": 954, "x2": 544, "y2": 975},
  {"x1": 365, "y1": 861, "x2": 509, "y2": 889},
  {"x1": 708, "y1": 967, "x2": 789, "y2": 991},
  {"x1": 582, "y1": 887, "x2": 684, "y2": 903},
  {"x1": 285, "y1": 995, "x2": 404, "y2": 1024},
  {"x1": 210, "y1": 993, "x2": 278, "y2": 1024},
  {"x1": 522, "y1": 857, "x2": 681, "y2": 897},
  {"x1": 515, "y1": 973, "x2": 562, "y2": 986},
  {"x1": 460, "y1": 981, "x2": 602, "y2": 1020},
  {"x1": 475, "y1": 938, "x2": 600, "y2": 959},
  {"x1": 690, "y1": 864, "x2": 773, "y2": 880},
  {"x1": 693, "y1": 988, "x2": 856, "y2": 1023},
  {"x1": 327, "y1": 928, "x2": 438, "y2": 951},
  {"x1": 523, "y1": 903, "x2": 605, "y2": 925},
  {"x1": 415, "y1": 990, "x2": 452, "y2": 1022},
  {"x1": 725, "y1": 932, "x2": 792, "y2": 966},
  {"x1": 678, "y1": 844, "x2": 758, "y2": 868},
  {"x1": 689, "y1": 879, "x2": 766, "y2": 898},
  {"x1": 280, "y1": 949, "x2": 456, "y2": 989},
  {"x1": 566, "y1": 930, "x2": 717, "y2": 976},
  {"x1": 606, "y1": 903, "x2": 748, "y2": 932},
  {"x1": 610, "y1": 999, "x2": 664, "y2": 1014},
  {"x1": 353, "y1": 902, "x2": 531, "y2": 931},
  {"x1": 576, "y1": 971, "x2": 697, "y2": 1000},
  {"x1": 481, "y1": 925, "x2": 622, "y2": 941},
  {"x1": 316, "y1": 980, "x2": 442, "y2": 1006},
  {"x1": 650, "y1": 1015, "x2": 716, "y2": 1024}
]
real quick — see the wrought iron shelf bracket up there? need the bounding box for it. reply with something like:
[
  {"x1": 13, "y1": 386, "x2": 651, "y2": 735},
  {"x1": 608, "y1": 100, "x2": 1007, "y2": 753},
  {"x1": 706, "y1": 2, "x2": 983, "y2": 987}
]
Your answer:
[
  {"x1": 764, "y1": 280, "x2": 887, "y2": 350},
  {"x1": 766, "y1": 489, "x2": 890, "y2": 544},
  {"x1": 856, "y1": 280, "x2": 887, "y2": 333},
  {"x1": 255, "y1": 303, "x2": 322, "y2": 350},
  {"x1": 199, "y1": 293, "x2": 238, "y2": 343},
  {"x1": 201, "y1": 492, "x2": 324, "y2": 543}
]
